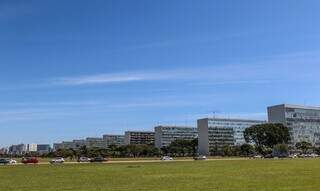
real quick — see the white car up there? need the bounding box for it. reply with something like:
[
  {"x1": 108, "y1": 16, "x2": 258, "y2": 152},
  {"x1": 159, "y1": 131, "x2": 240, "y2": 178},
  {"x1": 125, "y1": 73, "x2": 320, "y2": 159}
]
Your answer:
[
  {"x1": 310, "y1": 153, "x2": 319, "y2": 158},
  {"x1": 253, "y1": 155, "x2": 263, "y2": 159},
  {"x1": 289, "y1": 154, "x2": 298, "y2": 158},
  {"x1": 194, "y1": 155, "x2": 207, "y2": 160},
  {"x1": 78, "y1": 157, "x2": 91, "y2": 163},
  {"x1": 161, "y1": 156, "x2": 173, "y2": 161},
  {"x1": 7, "y1": 159, "x2": 17, "y2": 165},
  {"x1": 50, "y1": 157, "x2": 65, "y2": 164}
]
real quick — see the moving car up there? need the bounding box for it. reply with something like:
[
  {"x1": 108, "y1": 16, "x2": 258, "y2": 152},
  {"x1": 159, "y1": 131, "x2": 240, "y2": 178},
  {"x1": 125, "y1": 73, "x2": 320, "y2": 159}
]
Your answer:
[
  {"x1": 8, "y1": 159, "x2": 17, "y2": 164},
  {"x1": 194, "y1": 155, "x2": 207, "y2": 160},
  {"x1": 161, "y1": 156, "x2": 173, "y2": 161},
  {"x1": 21, "y1": 157, "x2": 39, "y2": 164},
  {"x1": 50, "y1": 157, "x2": 65, "y2": 164},
  {"x1": 253, "y1": 155, "x2": 263, "y2": 159},
  {"x1": 310, "y1": 153, "x2": 319, "y2": 158},
  {"x1": 90, "y1": 156, "x2": 107, "y2": 163},
  {"x1": 0, "y1": 158, "x2": 10, "y2": 165},
  {"x1": 77, "y1": 157, "x2": 91, "y2": 163},
  {"x1": 289, "y1": 154, "x2": 298, "y2": 158}
]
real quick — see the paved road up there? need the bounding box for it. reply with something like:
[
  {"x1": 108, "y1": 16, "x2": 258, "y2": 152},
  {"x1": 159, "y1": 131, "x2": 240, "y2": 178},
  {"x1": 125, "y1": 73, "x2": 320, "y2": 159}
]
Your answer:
[{"x1": 2, "y1": 158, "x2": 251, "y2": 166}]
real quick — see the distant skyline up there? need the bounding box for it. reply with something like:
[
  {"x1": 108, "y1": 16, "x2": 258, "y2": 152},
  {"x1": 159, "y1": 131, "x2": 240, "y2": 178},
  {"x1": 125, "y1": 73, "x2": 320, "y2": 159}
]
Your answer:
[{"x1": 1, "y1": 0, "x2": 320, "y2": 146}]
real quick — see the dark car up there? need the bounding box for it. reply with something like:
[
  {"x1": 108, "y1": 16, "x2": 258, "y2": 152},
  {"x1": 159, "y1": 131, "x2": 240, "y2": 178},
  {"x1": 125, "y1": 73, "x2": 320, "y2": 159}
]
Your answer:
[
  {"x1": 0, "y1": 158, "x2": 9, "y2": 165},
  {"x1": 90, "y1": 157, "x2": 108, "y2": 163},
  {"x1": 21, "y1": 157, "x2": 39, "y2": 164}
]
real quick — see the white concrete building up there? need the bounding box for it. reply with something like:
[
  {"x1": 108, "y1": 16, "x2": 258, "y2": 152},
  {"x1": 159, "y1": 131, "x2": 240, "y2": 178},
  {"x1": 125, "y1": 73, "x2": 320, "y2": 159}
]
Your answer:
[
  {"x1": 198, "y1": 118, "x2": 265, "y2": 155},
  {"x1": 268, "y1": 104, "x2": 320, "y2": 146},
  {"x1": 155, "y1": 126, "x2": 197, "y2": 148}
]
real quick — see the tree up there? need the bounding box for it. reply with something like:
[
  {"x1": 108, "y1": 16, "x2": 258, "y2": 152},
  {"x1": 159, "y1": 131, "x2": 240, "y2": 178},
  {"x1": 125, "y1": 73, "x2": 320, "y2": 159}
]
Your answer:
[
  {"x1": 222, "y1": 145, "x2": 234, "y2": 156},
  {"x1": 166, "y1": 139, "x2": 196, "y2": 157},
  {"x1": 296, "y1": 141, "x2": 312, "y2": 154},
  {"x1": 244, "y1": 123, "x2": 290, "y2": 149},
  {"x1": 273, "y1": 144, "x2": 289, "y2": 157},
  {"x1": 314, "y1": 147, "x2": 320, "y2": 155},
  {"x1": 240, "y1": 144, "x2": 255, "y2": 156}
]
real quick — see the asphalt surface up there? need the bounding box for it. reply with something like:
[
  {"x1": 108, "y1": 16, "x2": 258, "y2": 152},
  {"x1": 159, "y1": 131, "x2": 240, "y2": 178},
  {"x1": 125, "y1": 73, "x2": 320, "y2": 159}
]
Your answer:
[{"x1": 0, "y1": 158, "x2": 251, "y2": 166}]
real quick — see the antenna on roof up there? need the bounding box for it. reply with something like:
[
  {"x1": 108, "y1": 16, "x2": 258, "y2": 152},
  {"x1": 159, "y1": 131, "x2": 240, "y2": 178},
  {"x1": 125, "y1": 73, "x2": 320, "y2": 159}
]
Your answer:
[{"x1": 210, "y1": 110, "x2": 220, "y2": 119}]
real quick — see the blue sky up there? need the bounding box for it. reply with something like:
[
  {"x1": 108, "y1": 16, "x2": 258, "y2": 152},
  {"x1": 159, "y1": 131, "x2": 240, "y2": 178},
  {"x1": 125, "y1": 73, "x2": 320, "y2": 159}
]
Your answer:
[{"x1": 1, "y1": 0, "x2": 320, "y2": 147}]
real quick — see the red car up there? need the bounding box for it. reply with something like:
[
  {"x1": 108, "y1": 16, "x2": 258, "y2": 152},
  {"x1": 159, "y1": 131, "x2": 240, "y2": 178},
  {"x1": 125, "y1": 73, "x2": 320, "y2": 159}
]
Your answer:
[{"x1": 21, "y1": 157, "x2": 39, "y2": 164}]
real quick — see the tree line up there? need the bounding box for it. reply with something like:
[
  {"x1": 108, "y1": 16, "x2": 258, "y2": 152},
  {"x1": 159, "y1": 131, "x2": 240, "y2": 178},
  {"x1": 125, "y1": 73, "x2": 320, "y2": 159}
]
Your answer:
[{"x1": 2, "y1": 123, "x2": 319, "y2": 159}]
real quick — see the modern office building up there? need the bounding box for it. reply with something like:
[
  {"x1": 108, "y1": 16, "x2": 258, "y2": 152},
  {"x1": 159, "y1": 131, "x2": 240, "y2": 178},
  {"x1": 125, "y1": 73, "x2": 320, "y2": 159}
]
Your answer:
[
  {"x1": 26, "y1": 143, "x2": 38, "y2": 152},
  {"x1": 124, "y1": 131, "x2": 155, "y2": 145},
  {"x1": 53, "y1": 143, "x2": 63, "y2": 151},
  {"x1": 0, "y1": 148, "x2": 7, "y2": 155},
  {"x1": 85, "y1": 137, "x2": 107, "y2": 148},
  {"x1": 72, "y1": 139, "x2": 86, "y2": 149},
  {"x1": 103, "y1": 135, "x2": 125, "y2": 146},
  {"x1": 61, "y1": 141, "x2": 74, "y2": 149},
  {"x1": 37, "y1": 144, "x2": 51, "y2": 154},
  {"x1": 8, "y1": 144, "x2": 26, "y2": 155},
  {"x1": 198, "y1": 118, "x2": 265, "y2": 155},
  {"x1": 268, "y1": 104, "x2": 320, "y2": 146},
  {"x1": 154, "y1": 126, "x2": 198, "y2": 148}
]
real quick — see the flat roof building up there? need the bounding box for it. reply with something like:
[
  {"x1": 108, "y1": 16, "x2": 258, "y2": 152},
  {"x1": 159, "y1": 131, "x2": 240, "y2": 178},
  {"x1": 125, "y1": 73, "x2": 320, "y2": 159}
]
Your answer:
[
  {"x1": 85, "y1": 137, "x2": 107, "y2": 148},
  {"x1": 268, "y1": 104, "x2": 320, "y2": 146},
  {"x1": 37, "y1": 144, "x2": 51, "y2": 154},
  {"x1": 8, "y1": 144, "x2": 26, "y2": 155},
  {"x1": 198, "y1": 118, "x2": 265, "y2": 155},
  {"x1": 61, "y1": 141, "x2": 74, "y2": 149},
  {"x1": 26, "y1": 143, "x2": 37, "y2": 152},
  {"x1": 53, "y1": 143, "x2": 63, "y2": 151},
  {"x1": 124, "y1": 131, "x2": 155, "y2": 145},
  {"x1": 103, "y1": 135, "x2": 125, "y2": 146},
  {"x1": 72, "y1": 140, "x2": 86, "y2": 149},
  {"x1": 154, "y1": 126, "x2": 197, "y2": 148}
]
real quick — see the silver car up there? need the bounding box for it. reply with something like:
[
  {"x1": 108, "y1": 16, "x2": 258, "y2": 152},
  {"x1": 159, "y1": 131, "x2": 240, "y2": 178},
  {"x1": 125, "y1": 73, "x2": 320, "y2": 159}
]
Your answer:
[{"x1": 50, "y1": 157, "x2": 65, "y2": 164}]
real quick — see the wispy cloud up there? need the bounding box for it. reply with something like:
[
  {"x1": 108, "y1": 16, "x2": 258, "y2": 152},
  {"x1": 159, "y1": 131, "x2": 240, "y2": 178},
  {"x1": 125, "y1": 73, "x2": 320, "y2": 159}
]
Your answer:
[
  {"x1": 2, "y1": 49, "x2": 320, "y2": 90},
  {"x1": 0, "y1": 99, "x2": 202, "y2": 123},
  {"x1": 50, "y1": 55, "x2": 320, "y2": 87},
  {"x1": 51, "y1": 70, "x2": 186, "y2": 86}
]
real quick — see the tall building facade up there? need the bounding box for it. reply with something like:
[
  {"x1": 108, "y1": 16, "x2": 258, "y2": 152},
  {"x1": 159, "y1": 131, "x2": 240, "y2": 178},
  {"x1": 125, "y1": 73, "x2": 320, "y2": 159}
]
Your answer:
[
  {"x1": 26, "y1": 144, "x2": 38, "y2": 152},
  {"x1": 61, "y1": 141, "x2": 74, "y2": 149},
  {"x1": 198, "y1": 118, "x2": 265, "y2": 155},
  {"x1": 37, "y1": 144, "x2": 51, "y2": 154},
  {"x1": 154, "y1": 126, "x2": 198, "y2": 148},
  {"x1": 53, "y1": 143, "x2": 63, "y2": 151},
  {"x1": 0, "y1": 148, "x2": 7, "y2": 155},
  {"x1": 8, "y1": 144, "x2": 26, "y2": 155},
  {"x1": 103, "y1": 135, "x2": 125, "y2": 146},
  {"x1": 72, "y1": 140, "x2": 86, "y2": 149},
  {"x1": 124, "y1": 131, "x2": 155, "y2": 145},
  {"x1": 85, "y1": 137, "x2": 107, "y2": 148},
  {"x1": 268, "y1": 104, "x2": 320, "y2": 146}
]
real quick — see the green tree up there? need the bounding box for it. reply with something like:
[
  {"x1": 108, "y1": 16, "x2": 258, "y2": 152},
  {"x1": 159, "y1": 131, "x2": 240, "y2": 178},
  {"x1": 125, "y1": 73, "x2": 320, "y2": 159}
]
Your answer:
[
  {"x1": 167, "y1": 139, "x2": 195, "y2": 157},
  {"x1": 273, "y1": 144, "x2": 289, "y2": 157},
  {"x1": 222, "y1": 145, "x2": 234, "y2": 156},
  {"x1": 296, "y1": 141, "x2": 312, "y2": 154},
  {"x1": 244, "y1": 123, "x2": 290, "y2": 149},
  {"x1": 240, "y1": 144, "x2": 255, "y2": 156}
]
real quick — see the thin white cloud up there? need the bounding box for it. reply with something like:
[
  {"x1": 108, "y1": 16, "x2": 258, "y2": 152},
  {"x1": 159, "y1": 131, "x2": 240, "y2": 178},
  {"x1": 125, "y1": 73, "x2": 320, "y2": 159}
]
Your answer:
[
  {"x1": 0, "y1": 99, "x2": 202, "y2": 123},
  {"x1": 52, "y1": 71, "x2": 179, "y2": 86},
  {"x1": 2, "y1": 49, "x2": 320, "y2": 90}
]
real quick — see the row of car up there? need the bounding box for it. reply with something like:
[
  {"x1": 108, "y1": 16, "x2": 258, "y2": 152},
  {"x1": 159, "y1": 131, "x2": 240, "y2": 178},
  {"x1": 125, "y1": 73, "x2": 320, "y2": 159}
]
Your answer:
[
  {"x1": 252, "y1": 153, "x2": 320, "y2": 159},
  {"x1": 160, "y1": 155, "x2": 207, "y2": 161},
  {"x1": 0, "y1": 155, "x2": 207, "y2": 165},
  {"x1": 0, "y1": 158, "x2": 17, "y2": 165},
  {"x1": 0, "y1": 156, "x2": 108, "y2": 165}
]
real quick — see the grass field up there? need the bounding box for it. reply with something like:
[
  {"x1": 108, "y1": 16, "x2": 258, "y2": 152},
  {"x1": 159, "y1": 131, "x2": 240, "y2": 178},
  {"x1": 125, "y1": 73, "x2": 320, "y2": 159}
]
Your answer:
[{"x1": 0, "y1": 159, "x2": 319, "y2": 191}]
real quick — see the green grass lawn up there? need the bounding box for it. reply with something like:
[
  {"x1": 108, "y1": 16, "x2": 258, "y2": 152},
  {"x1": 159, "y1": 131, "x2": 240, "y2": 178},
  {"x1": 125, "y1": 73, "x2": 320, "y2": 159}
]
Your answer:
[{"x1": 0, "y1": 159, "x2": 319, "y2": 191}]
